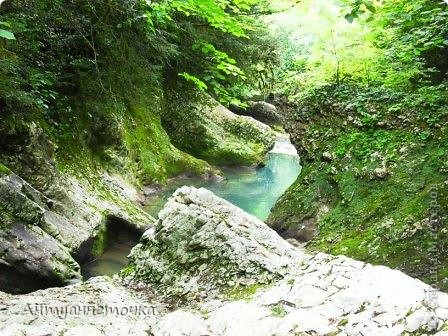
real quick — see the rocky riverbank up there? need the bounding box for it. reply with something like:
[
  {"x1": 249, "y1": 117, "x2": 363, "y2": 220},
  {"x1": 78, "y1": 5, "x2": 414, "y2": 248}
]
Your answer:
[
  {"x1": 0, "y1": 169, "x2": 154, "y2": 293},
  {"x1": 2, "y1": 186, "x2": 448, "y2": 335},
  {"x1": 268, "y1": 84, "x2": 448, "y2": 289},
  {"x1": 0, "y1": 91, "x2": 274, "y2": 294}
]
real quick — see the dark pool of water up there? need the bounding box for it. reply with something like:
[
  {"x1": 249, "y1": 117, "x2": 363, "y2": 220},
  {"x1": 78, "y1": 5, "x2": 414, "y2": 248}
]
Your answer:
[{"x1": 81, "y1": 230, "x2": 139, "y2": 279}]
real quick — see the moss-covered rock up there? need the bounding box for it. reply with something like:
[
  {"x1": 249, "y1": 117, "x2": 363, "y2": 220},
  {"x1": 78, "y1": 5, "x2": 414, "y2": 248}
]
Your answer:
[
  {"x1": 0, "y1": 125, "x2": 160, "y2": 293},
  {"x1": 269, "y1": 84, "x2": 448, "y2": 290},
  {"x1": 162, "y1": 90, "x2": 276, "y2": 167},
  {"x1": 0, "y1": 174, "x2": 81, "y2": 293},
  {"x1": 126, "y1": 186, "x2": 305, "y2": 300},
  {"x1": 242, "y1": 101, "x2": 282, "y2": 125}
]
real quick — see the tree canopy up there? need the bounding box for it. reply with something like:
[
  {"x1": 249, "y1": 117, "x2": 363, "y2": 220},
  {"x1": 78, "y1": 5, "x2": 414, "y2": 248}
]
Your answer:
[{"x1": 268, "y1": 0, "x2": 448, "y2": 96}]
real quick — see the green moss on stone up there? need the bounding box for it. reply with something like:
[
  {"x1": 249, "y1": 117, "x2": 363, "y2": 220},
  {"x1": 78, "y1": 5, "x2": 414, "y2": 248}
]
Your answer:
[
  {"x1": 225, "y1": 283, "x2": 268, "y2": 300},
  {"x1": 91, "y1": 220, "x2": 110, "y2": 257},
  {"x1": 0, "y1": 163, "x2": 11, "y2": 176},
  {"x1": 269, "y1": 84, "x2": 448, "y2": 290},
  {"x1": 162, "y1": 87, "x2": 275, "y2": 167},
  {"x1": 270, "y1": 303, "x2": 287, "y2": 317}
]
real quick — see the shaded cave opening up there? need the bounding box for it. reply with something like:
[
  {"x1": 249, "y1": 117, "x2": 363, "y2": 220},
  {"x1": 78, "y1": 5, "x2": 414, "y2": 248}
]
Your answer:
[{"x1": 76, "y1": 215, "x2": 143, "y2": 279}]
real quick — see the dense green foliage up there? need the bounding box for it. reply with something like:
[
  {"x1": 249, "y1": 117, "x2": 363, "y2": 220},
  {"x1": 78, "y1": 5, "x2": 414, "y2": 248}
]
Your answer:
[
  {"x1": 0, "y1": 0, "x2": 276, "y2": 184},
  {"x1": 144, "y1": 0, "x2": 279, "y2": 105},
  {"x1": 269, "y1": 0, "x2": 448, "y2": 92},
  {"x1": 269, "y1": 0, "x2": 448, "y2": 289}
]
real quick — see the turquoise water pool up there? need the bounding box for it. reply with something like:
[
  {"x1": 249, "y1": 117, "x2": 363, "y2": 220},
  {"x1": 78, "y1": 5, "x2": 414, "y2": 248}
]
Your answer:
[
  {"x1": 144, "y1": 151, "x2": 301, "y2": 221},
  {"x1": 82, "y1": 136, "x2": 301, "y2": 278}
]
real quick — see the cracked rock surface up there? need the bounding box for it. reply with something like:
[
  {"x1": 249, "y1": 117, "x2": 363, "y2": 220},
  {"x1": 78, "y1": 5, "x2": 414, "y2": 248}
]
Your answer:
[
  {"x1": 127, "y1": 186, "x2": 307, "y2": 298},
  {"x1": 1, "y1": 186, "x2": 448, "y2": 335}
]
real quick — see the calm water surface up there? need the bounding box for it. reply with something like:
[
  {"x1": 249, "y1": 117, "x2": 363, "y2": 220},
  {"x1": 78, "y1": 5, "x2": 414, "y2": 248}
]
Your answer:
[
  {"x1": 145, "y1": 151, "x2": 301, "y2": 220},
  {"x1": 82, "y1": 135, "x2": 301, "y2": 278}
]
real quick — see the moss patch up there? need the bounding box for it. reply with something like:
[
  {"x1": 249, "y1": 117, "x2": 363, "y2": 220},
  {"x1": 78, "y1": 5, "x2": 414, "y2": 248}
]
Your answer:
[
  {"x1": 0, "y1": 163, "x2": 11, "y2": 176},
  {"x1": 162, "y1": 87, "x2": 275, "y2": 167},
  {"x1": 269, "y1": 84, "x2": 448, "y2": 290},
  {"x1": 225, "y1": 283, "x2": 268, "y2": 300},
  {"x1": 270, "y1": 303, "x2": 288, "y2": 317}
]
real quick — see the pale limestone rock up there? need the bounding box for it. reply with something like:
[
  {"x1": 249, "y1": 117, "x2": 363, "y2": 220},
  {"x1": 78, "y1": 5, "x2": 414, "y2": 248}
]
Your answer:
[
  {"x1": 0, "y1": 277, "x2": 157, "y2": 336},
  {"x1": 437, "y1": 292, "x2": 448, "y2": 309},
  {"x1": 284, "y1": 283, "x2": 334, "y2": 307},
  {"x1": 373, "y1": 166, "x2": 389, "y2": 179},
  {"x1": 276, "y1": 309, "x2": 338, "y2": 334},
  {"x1": 244, "y1": 101, "x2": 282, "y2": 124},
  {"x1": 152, "y1": 311, "x2": 210, "y2": 336},
  {"x1": 437, "y1": 307, "x2": 448, "y2": 320},
  {"x1": 207, "y1": 301, "x2": 277, "y2": 336},
  {"x1": 64, "y1": 325, "x2": 103, "y2": 336},
  {"x1": 128, "y1": 186, "x2": 307, "y2": 297},
  {"x1": 404, "y1": 308, "x2": 435, "y2": 332},
  {"x1": 2, "y1": 186, "x2": 448, "y2": 336},
  {"x1": 322, "y1": 151, "x2": 334, "y2": 162},
  {"x1": 269, "y1": 134, "x2": 298, "y2": 156}
]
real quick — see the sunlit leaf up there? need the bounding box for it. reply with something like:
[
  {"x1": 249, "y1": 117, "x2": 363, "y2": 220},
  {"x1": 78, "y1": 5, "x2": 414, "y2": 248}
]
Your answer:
[{"x1": 0, "y1": 28, "x2": 15, "y2": 40}]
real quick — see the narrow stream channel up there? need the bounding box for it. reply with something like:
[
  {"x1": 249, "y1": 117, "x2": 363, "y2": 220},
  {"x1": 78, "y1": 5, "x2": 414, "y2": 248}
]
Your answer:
[
  {"x1": 145, "y1": 134, "x2": 301, "y2": 220},
  {"x1": 82, "y1": 134, "x2": 301, "y2": 278}
]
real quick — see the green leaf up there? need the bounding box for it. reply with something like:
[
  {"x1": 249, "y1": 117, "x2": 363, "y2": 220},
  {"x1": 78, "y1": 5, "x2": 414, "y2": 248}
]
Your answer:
[
  {"x1": 178, "y1": 72, "x2": 208, "y2": 91},
  {"x1": 345, "y1": 14, "x2": 355, "y2": 23},
  {"x1": 0, "y1": 29, "x2": 15, "y2": 40},
  {"x1": 365, "y1": 4, "x2": 375, "y2": 13}
]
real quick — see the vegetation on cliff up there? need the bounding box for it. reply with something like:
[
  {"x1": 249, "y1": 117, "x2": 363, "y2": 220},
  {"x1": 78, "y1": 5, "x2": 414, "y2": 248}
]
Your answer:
[
  {"x1": 0, "y1": 0, "x2": 277, "y2": 187},
  {"x1": 268, "y1": 0, "x2": 448, "y2": 289},
  {"x1": 0, "y1": 0, "x2": 278, "y2": 291}
]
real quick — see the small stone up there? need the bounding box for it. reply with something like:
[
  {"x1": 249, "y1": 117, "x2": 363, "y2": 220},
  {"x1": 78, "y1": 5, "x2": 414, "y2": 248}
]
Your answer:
[
  {"x1": 153, "y1": 311, "x2": 209, "y2": 336},
  {"x1": 322, "y1": 151, "x2": 334, "y2": 162},
  {"x1": 373, "y1": 167, "x2": 389, "y2": 179},
  {"x1": 405, "y1": 308, "x2": 432, "y2": 332}
]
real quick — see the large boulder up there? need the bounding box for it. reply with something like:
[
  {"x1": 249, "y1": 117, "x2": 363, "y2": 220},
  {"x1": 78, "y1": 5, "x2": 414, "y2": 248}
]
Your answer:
[
  {"x1": 163, "y1": 91, "x2": 276, "y2": 166},
  {"x1": 127, "y1": 186, "x2": 306, "y2": 299},
  {"x1": 242, "y1": 101, "x2": 282, "y2": 125}
]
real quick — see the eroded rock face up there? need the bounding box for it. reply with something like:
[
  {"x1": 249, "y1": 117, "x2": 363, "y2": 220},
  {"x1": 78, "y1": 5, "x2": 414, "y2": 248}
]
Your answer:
[
  {"x1": 245, "y1": 101, "x2": 282, "y2": 125},
  {"x1": 128, "y1": 186, "x2": 307, "y2": 299},
  {"x1": 190, "y1": 254, "x2": 448, "y2": 336},
  {"x1": 0, "y1": 174, "x2": 81, "y2": 292},
  {"x1": 163, "y1": 92, "x2": 276, "y2": 166},
  {"x1": 0, "y1": 170, "x2": 155, "y2": 293}
]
